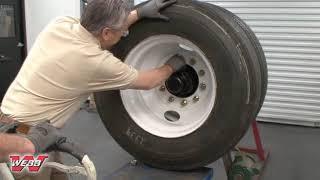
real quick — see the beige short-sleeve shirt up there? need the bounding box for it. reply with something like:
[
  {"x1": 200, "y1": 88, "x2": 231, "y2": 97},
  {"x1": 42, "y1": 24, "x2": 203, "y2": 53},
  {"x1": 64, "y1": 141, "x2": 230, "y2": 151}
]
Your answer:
[{"x1": 0, "y1": 16, "x2": 138, "y2": 128}]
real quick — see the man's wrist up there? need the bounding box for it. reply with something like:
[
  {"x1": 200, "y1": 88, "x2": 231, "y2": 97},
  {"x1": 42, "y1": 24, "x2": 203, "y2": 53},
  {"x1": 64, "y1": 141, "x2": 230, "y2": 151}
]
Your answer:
[
  {"x1": 163, "y1": 64, "x2": 174, "y2": 74},
  {"x1": 131, "y1": 10, "x2": 139, "y2": 20},
  {"x1": 126, "y1": 10, "x2": 140, "y2": 28}
]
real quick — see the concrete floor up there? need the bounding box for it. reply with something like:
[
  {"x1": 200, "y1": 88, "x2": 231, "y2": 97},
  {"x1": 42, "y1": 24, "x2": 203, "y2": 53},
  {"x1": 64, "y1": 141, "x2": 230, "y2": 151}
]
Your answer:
[{"x1": 60, "y1": 109, "x2": 320, "y2": 180}]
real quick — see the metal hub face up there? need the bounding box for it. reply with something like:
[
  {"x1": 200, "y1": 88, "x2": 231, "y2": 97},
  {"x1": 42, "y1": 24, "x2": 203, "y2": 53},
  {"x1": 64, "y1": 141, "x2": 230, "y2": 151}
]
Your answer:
[
  {"x1": 120, "y1": 35, "x2": 217, "y2": 138},
  {"x1": 165, "y1": 65, "x2": 199, "y2": 98}
]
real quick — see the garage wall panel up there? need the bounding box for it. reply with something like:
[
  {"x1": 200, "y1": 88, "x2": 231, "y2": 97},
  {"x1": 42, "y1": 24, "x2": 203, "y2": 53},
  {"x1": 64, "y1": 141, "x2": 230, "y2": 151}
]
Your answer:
[{"x1": 201, "y1": 0, "x2": 320, "y2": 126}]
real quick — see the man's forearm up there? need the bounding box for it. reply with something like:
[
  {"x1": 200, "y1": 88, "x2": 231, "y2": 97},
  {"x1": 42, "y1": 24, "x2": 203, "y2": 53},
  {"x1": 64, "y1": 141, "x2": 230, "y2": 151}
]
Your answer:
[
  {"x1": 130, "y1": 65, "x2": 173, "y2": 90},
  {"x1": 0, "y1": 133, "x2": 35, "y2": 162},
  {"x1": 126, "y1": 10, "x2": 139, "y2": 29}
]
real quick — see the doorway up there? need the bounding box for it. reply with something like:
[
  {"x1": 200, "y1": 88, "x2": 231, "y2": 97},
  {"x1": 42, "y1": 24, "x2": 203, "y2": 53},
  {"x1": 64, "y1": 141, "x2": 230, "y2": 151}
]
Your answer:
[{"x1": 0, "y1": 0, "x2": 25, "y2": 102}]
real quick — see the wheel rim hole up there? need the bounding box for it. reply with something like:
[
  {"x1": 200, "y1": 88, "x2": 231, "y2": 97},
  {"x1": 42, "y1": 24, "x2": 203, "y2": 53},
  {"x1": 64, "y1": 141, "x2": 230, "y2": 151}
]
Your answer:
[
  {"x1": 164, "y1": 111, "x2": 180, "y2": 122},
  {"x1": 165, "y1": 65, "x2": 199, "y2": 98}
]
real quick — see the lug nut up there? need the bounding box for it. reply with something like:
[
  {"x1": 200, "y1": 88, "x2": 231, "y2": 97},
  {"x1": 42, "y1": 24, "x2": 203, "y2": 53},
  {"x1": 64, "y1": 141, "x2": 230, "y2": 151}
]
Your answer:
[
  {"x1": 159, "y1": 85, "x2": 166, "y2": 91},
  {"x1": 200, "y1": 83, "x2": 207, "y2": 90},
  {"x1": 189, "y1": 58, "x2": 196, "y2": 65},
  {"x1": 193, "y1": 96, "x2": 200, "y2": 102},
  {"x1": 181, "y1": 100, "x2": 188, "y2": 106},
  {"x1": 199, "y1": 70, "x2": 205, "y2": 76},
  {"x1": 168, "y1": 96, "x2": 175, "y2": 102}
]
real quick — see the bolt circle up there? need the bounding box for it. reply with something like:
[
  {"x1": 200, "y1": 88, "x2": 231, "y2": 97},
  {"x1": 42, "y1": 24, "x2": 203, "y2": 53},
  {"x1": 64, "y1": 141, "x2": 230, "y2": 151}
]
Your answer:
[
  {"x1": 168, "y1": 96, "x2": 175, "y2": 103},
  {"x1": 199, "y1": 70, "x2": 205, "y2": 76},
  {"x1": 181, "y1": 100, "x2": 188, "y2": 106},
  {"x1": 159, "y1": 86, "x2": 166, "y2": 91},
  {"x1": 200, "y1": 83, "x2": 207, "y2": 90},
  {"x1": 193, "y1": 96, "x2": 200, "y2": 102},
  {"x1": 189, "y1": 58, "x2": 196, "y2": 65}
]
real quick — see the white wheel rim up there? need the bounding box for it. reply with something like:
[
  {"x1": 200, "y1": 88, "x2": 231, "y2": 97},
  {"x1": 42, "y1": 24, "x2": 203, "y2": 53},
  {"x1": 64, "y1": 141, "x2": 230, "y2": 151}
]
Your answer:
[{"x1": 121, "y1": 35, "x2": 217, "y2": 138}]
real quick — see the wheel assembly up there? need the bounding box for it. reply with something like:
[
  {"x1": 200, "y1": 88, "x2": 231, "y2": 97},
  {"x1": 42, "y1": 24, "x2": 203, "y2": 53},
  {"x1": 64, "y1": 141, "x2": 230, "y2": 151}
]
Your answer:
[{"x1": 94, "y1": 0, "x2": 268, "y2": 170}]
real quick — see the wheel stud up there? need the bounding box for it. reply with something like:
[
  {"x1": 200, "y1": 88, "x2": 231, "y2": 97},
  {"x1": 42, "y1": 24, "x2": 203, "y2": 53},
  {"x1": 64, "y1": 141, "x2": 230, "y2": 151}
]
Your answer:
[
  {"x1": 181, "y1": 100, "x2": 188, "y2": 106},
  {"x1": 199, "y1": 70, "x2": 205, "y2": 76},
  {"x1": 168, "y1": 96, "x2": 175, "y2": 102},
  {"x1": 200, "y1": 83, "x2": 206, "y2": 90},
  {"x1": 193, "y1": 96, "x2": 200, "y2": 102},
  {"x1": 189, "y1": 58, "x2": 196, "y2": 65},
  {"x1": 159, "y1": 85, "x2": 166, "y2": 91}
]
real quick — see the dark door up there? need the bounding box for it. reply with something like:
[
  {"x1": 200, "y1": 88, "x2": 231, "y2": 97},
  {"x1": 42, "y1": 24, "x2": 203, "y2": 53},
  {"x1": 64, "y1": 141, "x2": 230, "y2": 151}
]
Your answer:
[{"x1": 0, "y1": 0, "x2": 24, "y2": 102}]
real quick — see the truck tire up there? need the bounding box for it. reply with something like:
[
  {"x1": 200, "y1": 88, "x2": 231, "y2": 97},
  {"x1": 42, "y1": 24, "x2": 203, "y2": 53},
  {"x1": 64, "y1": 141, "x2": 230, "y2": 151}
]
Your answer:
[{"x1": 94, "y1": 0, "x2": 267, "y2": 170}]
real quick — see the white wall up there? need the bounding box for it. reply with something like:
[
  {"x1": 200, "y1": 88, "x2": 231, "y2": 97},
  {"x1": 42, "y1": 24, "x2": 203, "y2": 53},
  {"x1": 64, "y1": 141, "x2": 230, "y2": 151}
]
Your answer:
[
  {"x1": 134, "y1": 0, "x2": 146, "y2": 5},
  {"x1": 25, "y1": 0, "x2": 81, "y2": 51}
]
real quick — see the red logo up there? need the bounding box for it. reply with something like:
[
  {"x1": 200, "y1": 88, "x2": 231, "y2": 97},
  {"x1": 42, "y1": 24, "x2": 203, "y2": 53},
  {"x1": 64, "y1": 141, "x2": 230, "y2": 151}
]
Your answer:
[{"x1": 9, "y1": 155, "x2": 49, "y2": 172}]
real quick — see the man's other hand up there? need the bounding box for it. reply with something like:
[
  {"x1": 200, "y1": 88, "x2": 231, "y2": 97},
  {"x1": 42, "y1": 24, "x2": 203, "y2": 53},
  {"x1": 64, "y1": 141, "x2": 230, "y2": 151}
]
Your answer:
[{"x1": 137, "y1": 0, "x2": 177, "y2": 21}]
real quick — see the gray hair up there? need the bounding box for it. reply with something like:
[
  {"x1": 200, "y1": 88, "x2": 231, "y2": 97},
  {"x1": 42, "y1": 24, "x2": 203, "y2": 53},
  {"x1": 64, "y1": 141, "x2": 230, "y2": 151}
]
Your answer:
[{"x1": 81, "y1": 0, "x2": 131, "y2": 35}]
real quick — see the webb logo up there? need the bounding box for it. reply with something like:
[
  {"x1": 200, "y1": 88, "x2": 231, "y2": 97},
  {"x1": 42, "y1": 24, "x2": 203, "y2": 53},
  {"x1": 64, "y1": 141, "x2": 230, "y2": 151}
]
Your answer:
[{"x1": 9, "y1": 155, "x2": 49, "y2": 172}]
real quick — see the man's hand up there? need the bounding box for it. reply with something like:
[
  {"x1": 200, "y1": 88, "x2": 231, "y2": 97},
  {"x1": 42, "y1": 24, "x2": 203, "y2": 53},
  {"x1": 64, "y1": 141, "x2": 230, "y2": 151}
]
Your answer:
[
  {"x1": 165, "y1": 54, "x2": 186, "y2": 72},
  {"x1": 137, "y1": 0, "x2": 177, "y2": 21},
  {"x1": 24, "y1": 122, "x2": 65, "y2": 154}
]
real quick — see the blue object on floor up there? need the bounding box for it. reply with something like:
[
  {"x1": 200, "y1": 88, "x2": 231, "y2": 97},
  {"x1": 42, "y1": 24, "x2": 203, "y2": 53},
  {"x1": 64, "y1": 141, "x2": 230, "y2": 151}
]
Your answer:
[{"x1": 104, "y1": 161, "x2": 214, "y2": 180}]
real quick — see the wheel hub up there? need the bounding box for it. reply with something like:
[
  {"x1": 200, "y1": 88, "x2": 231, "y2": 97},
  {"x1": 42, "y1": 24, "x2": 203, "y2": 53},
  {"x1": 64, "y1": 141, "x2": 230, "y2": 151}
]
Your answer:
[{"x1": 165, "y1": 65, "x2": 199, "y2": 98}]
